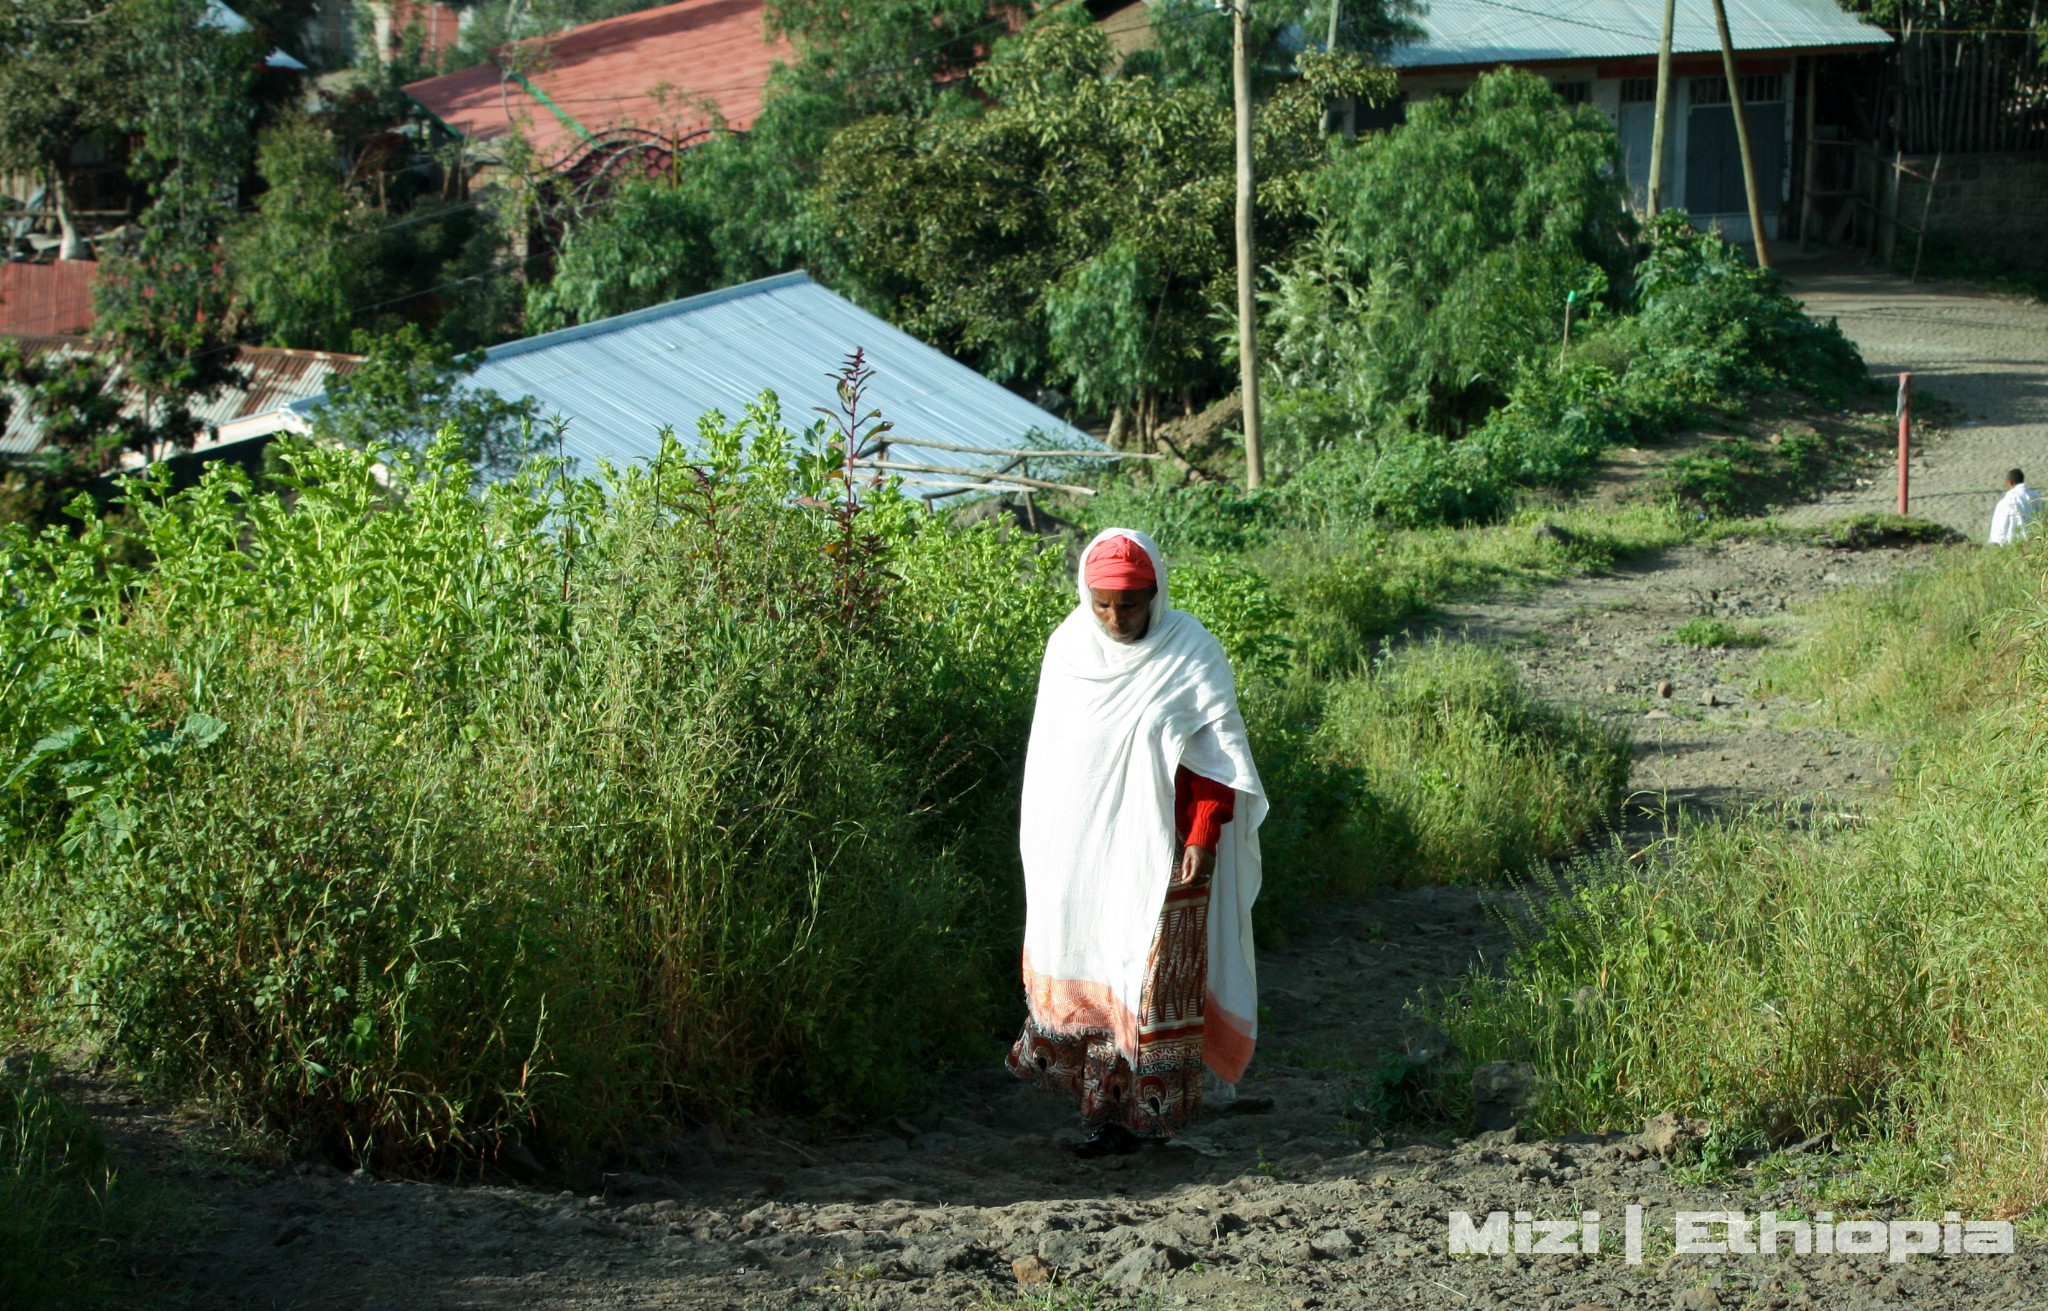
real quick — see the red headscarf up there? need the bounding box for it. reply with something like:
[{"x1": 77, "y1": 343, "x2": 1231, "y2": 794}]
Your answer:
[{"x1": 1083, "y1": 534, "x2": 1157, "y2": 591}]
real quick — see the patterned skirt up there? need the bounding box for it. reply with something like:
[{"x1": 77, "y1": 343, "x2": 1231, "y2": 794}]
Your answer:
[{"x1": 1007, "y1": 877, "x2": 1210, "y2": 1140}]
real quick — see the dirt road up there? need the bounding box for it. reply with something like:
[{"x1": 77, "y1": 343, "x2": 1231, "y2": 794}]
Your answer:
[{"x1": 1781, "y1": 258, "x2": 2048, "y2": 539}]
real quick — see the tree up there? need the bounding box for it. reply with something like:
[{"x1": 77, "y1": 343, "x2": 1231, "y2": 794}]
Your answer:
[
  {"x1": 763, "y1": 0, "x2": 999, "y2": 121},
  {"x1": 0, "y1": 340, "x2": 147, "y2": 496},
  {"x1": 90, "y1": 0, "x2": 261, "y2": 455},
  {"x1": 524, "y1": 179, "x2": 719, "y2": 332},
  {"x1": 305, "y1": 325, "x2": 540, "y2": 476},
  {"x1": 0, "y1": 0, "x2": 145, "y2": 258},
  {"x1": 808, "y1": 13, "x2": 1387, "y2": 441},
  {"x1": 228, "y1": 110, "x2": 392, "y2": 351},
  {"x1": 1265, "y1": 68, "x2": 1632, "y2": 439}
]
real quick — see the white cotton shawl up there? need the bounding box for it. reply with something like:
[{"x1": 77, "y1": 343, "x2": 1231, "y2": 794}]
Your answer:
[{"x1": 1018, "y1": 528, "x2": 1267, "y2": 1082}]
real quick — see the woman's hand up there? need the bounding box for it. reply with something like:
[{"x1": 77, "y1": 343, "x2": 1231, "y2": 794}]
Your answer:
[{"x1": 1177, "y1": 843, "x2": 1216, "y2": 886}]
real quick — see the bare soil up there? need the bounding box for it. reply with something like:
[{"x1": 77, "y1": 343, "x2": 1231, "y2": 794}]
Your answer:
[{"x1": 61, "y1": 260, "x2": 2048, "y2": 1309}]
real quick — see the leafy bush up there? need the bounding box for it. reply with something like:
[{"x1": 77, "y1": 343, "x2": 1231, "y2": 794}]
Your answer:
[
  {"x1": 1, "y1": 395, "x2": 1069, "y2": 1168},
  {"x1": 1620, "y1": 213, "x2": 1868, "y2": 407},
  {"x1": 1265, "y1": 68, "x2": 1631, "y2": 440},
  {"x1": 1077, "y1": 477, "x2": 1280, "y2": 554}
]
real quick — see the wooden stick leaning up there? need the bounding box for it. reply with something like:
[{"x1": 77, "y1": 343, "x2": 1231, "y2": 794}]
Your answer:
[
  {"x1": 864, "y1": 440, "x2": 1159, "y2": 460},
  {"x1": 850, "y1": 459, "x2": 1099, "y2": 496}
]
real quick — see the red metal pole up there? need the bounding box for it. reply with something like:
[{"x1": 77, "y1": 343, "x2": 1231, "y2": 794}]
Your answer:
[{"x1": 1896, "y1": 372, "x2": 1912, "y2": 516}]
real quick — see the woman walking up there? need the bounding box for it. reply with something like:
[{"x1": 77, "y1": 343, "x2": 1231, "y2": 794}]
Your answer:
[{"x1": 1007, "y1": 528, "x2": 1266, "y2": 1157}]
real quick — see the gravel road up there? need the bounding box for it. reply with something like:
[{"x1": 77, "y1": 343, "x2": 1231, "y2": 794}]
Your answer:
[{"x1": 1781, "y1": 257, "x2": 2048, "y2": 538}]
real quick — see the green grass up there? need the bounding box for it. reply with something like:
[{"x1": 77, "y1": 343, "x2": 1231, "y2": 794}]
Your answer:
[
  {"x1": 0, "y1": 1054, "x2": 154, "y2": 1307},
  {"x1": 1669, "y1": 616, "x2": 1766, "y2": 649},
  {"x1": 1436, "y1": 539, "x2": 2048, "y2": 1216},
  {"x1": 1310, "y1": 640, "x2": 1631, "y2": 887},
  {"x1": 1760, "y1": 540, "x2": 2031, "y2": 740},
  {"x1": 1252, "y1": 503, "x2": 1691, "y2": 678}
]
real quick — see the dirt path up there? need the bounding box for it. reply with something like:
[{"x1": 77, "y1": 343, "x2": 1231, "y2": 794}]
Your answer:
[
  {"x1": 84, "y1": 266, "x2": 2048, "y2": 1309},
  {"x1": 1780, "y1": 257, "x2": 2048, "y2": 538},
  {"x1": 1420, "y1": 536, "x2": 1924, "y2": 835}
]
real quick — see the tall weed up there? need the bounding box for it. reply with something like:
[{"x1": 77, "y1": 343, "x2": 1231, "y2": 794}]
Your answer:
[{"x1": 0, "y1": 393, "x2": 1068, "y2": 1168}]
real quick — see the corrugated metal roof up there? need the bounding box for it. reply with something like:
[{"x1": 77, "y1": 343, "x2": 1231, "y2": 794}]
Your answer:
[
  {"x1": 0, "y1": 262, "x2": 98, "y2": 335},
  {"x1": 1389, "y1": 0, "x2": 1892, "y2": 69},
  {"x1": 292, "y1": 272, "x2": 1102, "y2": 491},
  {"x1": 403, "y1": 0, "x2": 790, "y2": 164},
  {"x1": 1, "y1": 335, "x2": 361, "y2": 458}
]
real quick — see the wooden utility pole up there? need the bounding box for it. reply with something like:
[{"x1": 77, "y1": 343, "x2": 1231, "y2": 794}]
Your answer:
[
  {"x1": 1710, "y1": 0, "x2": 1773, "y2": 269},
  {"x1": 1232, "y1": 0, "x2": 1265, "y2": 488},
  {"x1": 1647, "y1": 0, "x2": 1675, "y2": 217},
  {"x1": 1321, "y1": 0, "x2": 1343, "y2": 135}
]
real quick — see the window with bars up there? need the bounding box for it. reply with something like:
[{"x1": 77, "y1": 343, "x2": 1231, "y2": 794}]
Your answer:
[
  {"x1": 1691, "y1": 74, "x2": 1784, "y2": 105},
  {"x1": 1619, "y1": 78, "x2": 1657, "y2": 104},
  {"x1": 1552, "y1": 81, "x2": 1592, "y2": 106}
]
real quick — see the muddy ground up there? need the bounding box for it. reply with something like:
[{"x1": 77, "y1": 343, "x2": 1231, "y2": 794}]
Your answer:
[{"x1": 55, "y1": 264, "x2": 2048, "y2": 1309}]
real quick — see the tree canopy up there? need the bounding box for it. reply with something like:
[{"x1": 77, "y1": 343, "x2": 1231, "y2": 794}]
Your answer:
[{"x1": 809, "y1": 12, "x2": 1389, "y2": 434}]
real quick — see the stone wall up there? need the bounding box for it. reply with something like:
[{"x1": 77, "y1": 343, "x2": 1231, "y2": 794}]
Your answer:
[{"x1": 1895, "y1": 151, "x2": 2048, "y2": 270}]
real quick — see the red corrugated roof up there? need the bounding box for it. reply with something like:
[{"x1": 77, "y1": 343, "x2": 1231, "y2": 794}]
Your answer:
[
  {"x1": 403, "y1": 0, "x2": 790, "y2": 164},
  {"x1": 0, "y1": 261, "x2": 98, "y2": 335}
]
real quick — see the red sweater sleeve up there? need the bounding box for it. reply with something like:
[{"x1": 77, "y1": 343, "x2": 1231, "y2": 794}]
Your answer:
[{"x1": 1173, "y1": 766, "x2": 1237, "y2": 851}]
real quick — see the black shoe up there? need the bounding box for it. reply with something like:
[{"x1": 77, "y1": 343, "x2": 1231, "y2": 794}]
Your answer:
[{"x1": 1072, "y1": 1123, "x2": 1141, "y2": 1159}]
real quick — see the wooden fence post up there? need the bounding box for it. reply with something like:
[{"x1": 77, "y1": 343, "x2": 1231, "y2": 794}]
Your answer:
[{"x1": 1897, "y1": 372, "x2": 1912, "y2": 516}]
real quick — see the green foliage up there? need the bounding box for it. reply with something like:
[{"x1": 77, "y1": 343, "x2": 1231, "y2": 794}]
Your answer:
[
  {"x1": 304, "y1": 325, "x2": 540, "y2": 475},
  {"x1": 1078, "y1": 478, "x2": 1280, "y2": 555},
  {"x1": 0, "y1": 0, "x2": 142, "y2": 241},
  {"x1": 0, "y1": 341, "x2": 145, "y2": 500},
  {"x1": 1174, "y1": 556, "x2": 1295, "y2": 680},
  {"x1": 90, "y1": 0, "x2": 258, "y2": 453},
  {"x1": 1438, "y1": 542, "x2": 2048, "y2": 1212},
  {"x1": 0, "y1": 393, "x2": 1071, "y2": 1166},
  {"x1": 765, "y1": 0, "x2": 1000, "y2": 119},
  {"x1": 810, "y1": 13, "x2": 1377, "y2": 408},
  {"x1": 228, "y1": 110, "x2": 392, "y2": 352},
  {"x1": 525, "y1": 180, "x2": 721, "y2": 332},
  {"x1": 1621, "y1": 213, "x2": 1867, "y2": 406},
  {"x1": 1268, "y1": 68, "x2": 1631, "y2": 438}
]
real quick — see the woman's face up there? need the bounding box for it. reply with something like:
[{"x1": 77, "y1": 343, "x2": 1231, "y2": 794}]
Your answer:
[{"x1": 1089, "y1": 586, "x2": 1155, "y2": 644}]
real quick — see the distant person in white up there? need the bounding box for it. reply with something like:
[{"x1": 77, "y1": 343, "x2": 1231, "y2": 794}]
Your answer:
[{"x1": 1988, "y1": 468, "x2": 2041, "y2": 545}]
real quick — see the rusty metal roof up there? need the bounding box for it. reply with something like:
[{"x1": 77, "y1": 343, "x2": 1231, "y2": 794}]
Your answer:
[
  {"x1": 402, "y1": 0, "x2": 790, "y2": 165},
  {"x1": 1390, "y1": 0, "x2": 1892, "y2": 69},
  {"x1": 0, "y1": 262, "x2": 99, "y2": 335},
  {"x1": 0, "y1": 335, "x2": 362, "y2": 459}
]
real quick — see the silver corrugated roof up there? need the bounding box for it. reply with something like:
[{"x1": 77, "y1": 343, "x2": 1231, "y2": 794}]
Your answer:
[
  {"x1": 1, "y1": 336, "x2": 360, "y2": 457},
  {"x1": 1390, "y1": 0, "x2": 1892, "y2": 69},
  {"x1": 295, "y1": 271, "x2": 1101, "y2": 493}
]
